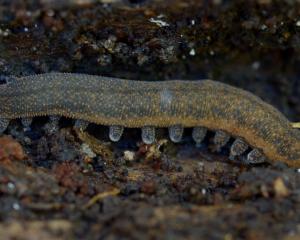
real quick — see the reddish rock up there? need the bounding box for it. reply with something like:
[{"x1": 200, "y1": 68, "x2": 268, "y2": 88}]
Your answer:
[{"x1": 0, "y1": 136, "x2": 26, "y2": 162}]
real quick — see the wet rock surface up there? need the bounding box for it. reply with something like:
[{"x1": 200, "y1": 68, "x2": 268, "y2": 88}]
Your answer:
[{"x1": 0, "y1": 1, "x2": 300, "y2": 240}]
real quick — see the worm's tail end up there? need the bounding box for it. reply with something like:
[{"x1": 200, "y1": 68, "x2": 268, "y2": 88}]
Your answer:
[{"x1": 292, "y1": 122, "x2": 300, "y2": 129}]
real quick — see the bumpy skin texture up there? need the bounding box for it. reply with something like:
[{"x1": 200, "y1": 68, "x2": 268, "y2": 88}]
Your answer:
[{"x1": 0, "y1": 73, "x2": 299, "y2": 167}]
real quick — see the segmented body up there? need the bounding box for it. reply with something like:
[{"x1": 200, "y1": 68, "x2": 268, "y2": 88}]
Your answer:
[{"x1": 0, "y1": 73, "x2": 299, "y2": 167}]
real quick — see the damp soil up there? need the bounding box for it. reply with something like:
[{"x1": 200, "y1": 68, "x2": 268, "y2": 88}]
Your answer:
[{"x1": 0, "y1": 1, "x2": 300, "y2": 240}]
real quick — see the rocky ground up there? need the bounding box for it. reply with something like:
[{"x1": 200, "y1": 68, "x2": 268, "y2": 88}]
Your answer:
[{"x1": 0, "y1": 0, "x2": 300, "y2": 239}]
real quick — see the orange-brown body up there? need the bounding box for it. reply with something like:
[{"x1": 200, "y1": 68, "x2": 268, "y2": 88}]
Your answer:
[{"x1": 0, "y1": 73, "x2": 299, "y2": 167}]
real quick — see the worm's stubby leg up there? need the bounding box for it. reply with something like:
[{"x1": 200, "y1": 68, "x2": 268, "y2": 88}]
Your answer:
[{"x1": 0, "y1": 118, "x2": 9, "y2": 133}]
